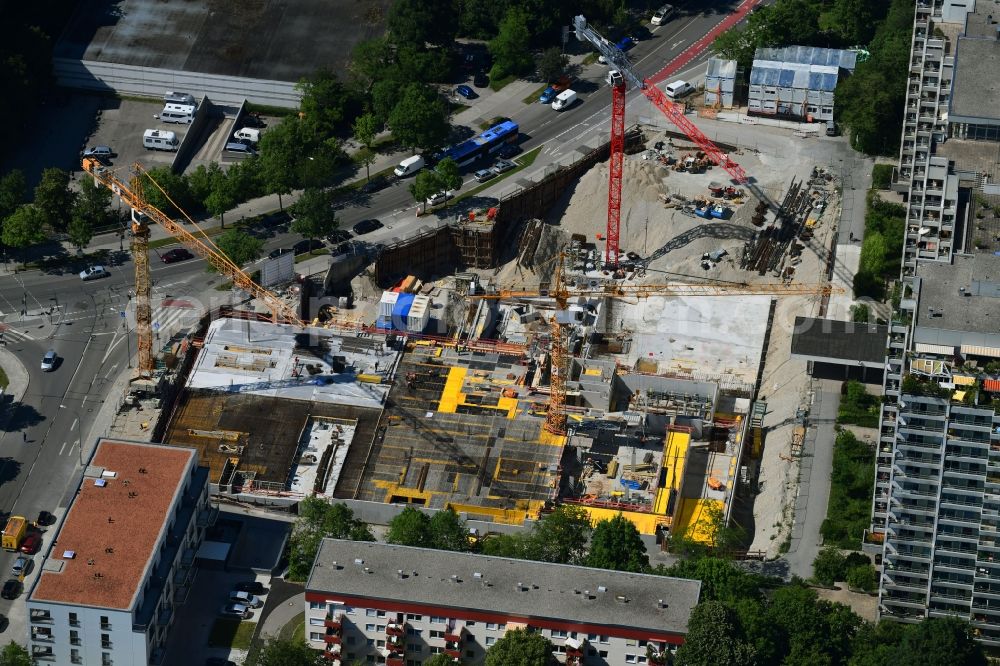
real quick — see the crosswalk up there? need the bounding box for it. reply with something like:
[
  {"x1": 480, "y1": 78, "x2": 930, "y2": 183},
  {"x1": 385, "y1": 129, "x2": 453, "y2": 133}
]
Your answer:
[{"x1": 0, "y1": 324, "x2": 34, "y2": 343}]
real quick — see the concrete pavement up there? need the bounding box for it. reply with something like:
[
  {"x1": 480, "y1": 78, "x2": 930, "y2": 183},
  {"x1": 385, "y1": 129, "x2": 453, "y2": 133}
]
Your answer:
[{"x1": 258, "y1": 592, "x2": 304, "y2": 640}]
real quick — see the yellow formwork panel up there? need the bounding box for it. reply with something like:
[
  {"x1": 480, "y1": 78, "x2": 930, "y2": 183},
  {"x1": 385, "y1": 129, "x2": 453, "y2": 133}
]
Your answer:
[
  {"x1": 372, "y1": 480, "x2": 434, "y2": 504},
  {"x1": 584, "y1": 367, "x2": 603, "y2": 376},
  {"x1": 675, "y1": 498, "x2": 725, "y2": 544},
  {"x1": 437, "y1": 367, "x2": 468, "y2": 413},
  {"x1": 578, "y1": 506, "x2": 663, "y2": 535},
  {"x1": 448, "y1": 502, "x2": 542, "y2": 525},
  {"x1": 661, "y1": 430, "x2": 690, "y2": 499},
  {"x1": 537, "y1": 428, "x2": 567, "y2": 447},
  {"x1": 497, "y1": 396, "x2": 518, "y2": 419},
  {"x1": 653, "y1": 486, "x2": 671, "y2": 515}
]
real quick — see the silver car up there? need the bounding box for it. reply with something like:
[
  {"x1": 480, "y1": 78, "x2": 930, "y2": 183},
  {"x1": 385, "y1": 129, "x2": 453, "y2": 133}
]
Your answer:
[
  {"x1": 40, "y1": 350, "x2": 57, "y2": 372},
  {"x1": 11, "y1": 556, "x2": 30, "y2": 577},
  {"x1": 79, "y1": 266, "x2": 110, "y2": 281}
]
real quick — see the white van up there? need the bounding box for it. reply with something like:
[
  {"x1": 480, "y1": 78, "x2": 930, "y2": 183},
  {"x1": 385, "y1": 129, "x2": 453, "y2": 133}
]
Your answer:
[
  {"x1": 664, "y1": 80, "x2": 695, "y2": 99},
  {"x1": 552, "y1": 89, "x2": 577, "y2": 111},
  {"x1": 164, "y1": 91, "x2": 196, "y2": 106},
  {"x1": 143, "y1": 129, "x2": 179, "y2": 151},
  {"x1": 233, "y1": 127, "x2": 261, "y2": 143},
  {"x1": 394, "y1": 155, "x2": 425, "y2": 177},
  {"x1": 160, "y1": 103, "x2": 196, "y2": 124}
]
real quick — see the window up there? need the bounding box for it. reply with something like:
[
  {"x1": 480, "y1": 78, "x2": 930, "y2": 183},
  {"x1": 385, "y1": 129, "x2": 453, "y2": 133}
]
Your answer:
[
  {"x1": 588, "y1": 648, "x2": 597, "y2": 656},
  {"x1": 377, "y1": 610, "x2": 387, "y2": 618},
  {"x1": 377, "y1": 625, "x2": 385, "y2": 632},
  {"x1": 100, "y1": 616, "x2": 111, "y2": 630},
  {"x1": 431, "y1": 647, "x2": 443, "y2": 654},
  {"x1": 587, "y1": 633, "x2": 598, "y2": 641},
  {"x1": 367, "y1": 609, "x2": 377, "y2": 617},
  {"x1": 101, "y1": 634, "x2": 112, "y2": 649},
  {"x1": 600, "y1": 635, "x2": 610, "y2": 644},
  {"x1": 599, "y1": 650, "x2": 609, "y2": 658},
  {"x1": 627, "y1": 656, "x2": 638, "y2": 664},
  {"x1": 309, "y1": 618, "x2": 326, "y2": 626},
  {"x1": 486, "y1": 623, "x2": 499, "y2": 630},
  {"x1": 366, "y1": 657, "x2": 376, "y2": 664},
  {"x1": 626, "y1": 639, "x2": 638, "y2": 647},
  {"x1": 407, "y1": 614, "x2": 424, "y2": 621},
  {"x1": 309, "y1": 602, "x2": 326, "y2": 610},
  {"x1": 70, "y1": 630, "x2": 80, "y2": 646},
  {"x1": 465, "y1": 620, "x2": 476, "y2": 627},
  {"x1": 377, "y1": 640, "x2": 386, "y2": 648},
  {"x1": 639, "y1": 640, "x2": 647, "y2": 648},
  {"x1": 552, "y1": 630, "x2": 568, "y2": 638},
  {"x1": 430, "y1": 630, "x2": 445, "y2": 639},
  {"x1": 366, "y1": 624, "x2": 376, "y2": 632},
  {"x1": 69, "y1": 613, "x2": 79, "y2": 627},
  {"x1": 407, "y1": 627, "x2": 423, "y2": 637},
  {"x1": 70, "y1": 649, "x2": 82, "y2": 665},
  {"x1": 102, "y1": 654, "x2": 113, "y2": 666},
  {"x1": 366, "y1": 639, "x2": 375, "y2": 647},
  {"x1": 431, "y1": 616, "x2": 446, "y2": 624},
  {"x1": 485, "y1": 637, "x2": 496, "y2": 646},
  {"x1": 310, "y1": 632, "x2": 324, "y2": 641}
]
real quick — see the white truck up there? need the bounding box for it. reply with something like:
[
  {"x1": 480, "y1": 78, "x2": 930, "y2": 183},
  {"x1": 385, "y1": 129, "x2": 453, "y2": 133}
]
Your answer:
[
  {"x1": 393, "y1": 155, "x2": 425, "y2": 177},
  {"x1": 552, "y1": 89, "x2": 577, "y2": 111}
]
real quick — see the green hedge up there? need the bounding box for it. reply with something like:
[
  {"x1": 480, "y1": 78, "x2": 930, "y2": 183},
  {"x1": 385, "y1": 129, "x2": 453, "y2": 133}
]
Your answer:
[
  {"x1": 820, "y1": 430, "x2": 875, "y2": 549},
  {"x1": 837, "y1": 380, "x2": 880, "y2": 428}
]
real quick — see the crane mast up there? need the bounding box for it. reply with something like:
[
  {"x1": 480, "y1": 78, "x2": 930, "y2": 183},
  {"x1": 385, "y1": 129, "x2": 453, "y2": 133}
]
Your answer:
[{"x1": 82, "y1": 158, "x2": 305, "y2": 377}]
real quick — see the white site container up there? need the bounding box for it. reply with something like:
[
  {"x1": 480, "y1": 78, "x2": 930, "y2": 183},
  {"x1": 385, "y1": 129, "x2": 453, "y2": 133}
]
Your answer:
[
  {"x1": 406, "y1": 295, "x2": 431, "y2": 332},
  {"x1": 378, "y1": 291, "x2": 399, "y2": 320}
]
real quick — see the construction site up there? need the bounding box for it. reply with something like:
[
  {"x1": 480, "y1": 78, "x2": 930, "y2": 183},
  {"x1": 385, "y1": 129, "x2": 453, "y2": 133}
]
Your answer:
[{"x1": 85, "y1": 21, "x2": 849, "y2": 556}]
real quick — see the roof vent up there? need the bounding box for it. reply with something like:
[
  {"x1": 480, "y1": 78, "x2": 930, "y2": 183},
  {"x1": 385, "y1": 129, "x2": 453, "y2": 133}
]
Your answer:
[
  {"x1": 573, "y1": 589, "x2": 581, "y2": 595},
  {"x1": 451, "y1": 575, "x2": 461, "y2": 583},
  {"x1": 105, "y1": 547, "x2": 114, "y2": 554},
  {"x1": 62, "y1": 550, "x2": 75, "y2": 559},
  {"x1": 615, "y1": 595, "x2": 629, "y2": 604},
  {"x1": 516, "y1": 582, "x2": 528, "y2": 592},
  {"x1": 139, "y1": 467, "x2": 148, "y2": 474},
  {"x1": 657, "y1": 599, "x2": 669, "y2": 609},
  {"x1": 473, "y1": 572, "x2": 483, "y2": 579},
  {"x1": 354, "y1": 558, "x2": 364, "y2": 566},
  {"x1": 597, "y1": 585, "x2": 607, "y2": 593},
  {"x1": 94, "y1": 479, "x2": 107, "y2": 488},
  {"x1": 363, "y1": 567, "x2": 372, "y2": 574}
]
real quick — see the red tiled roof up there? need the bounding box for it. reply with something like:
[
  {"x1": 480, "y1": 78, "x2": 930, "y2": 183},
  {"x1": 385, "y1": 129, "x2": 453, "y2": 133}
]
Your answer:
[{"x1": 31, "y1": 440, "x2": 194, "y2": 610}]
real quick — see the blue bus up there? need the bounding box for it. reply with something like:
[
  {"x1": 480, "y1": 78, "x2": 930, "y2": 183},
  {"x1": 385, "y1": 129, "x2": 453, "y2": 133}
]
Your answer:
[{"x1": 443, "y1": 120, "x2": 519, "y2": 167}]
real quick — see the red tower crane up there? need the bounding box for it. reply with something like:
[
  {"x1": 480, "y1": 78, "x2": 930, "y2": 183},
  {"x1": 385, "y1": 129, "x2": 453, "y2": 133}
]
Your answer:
[{"x1": 572, "y1": 16, "x2": 760, "y2": 267}]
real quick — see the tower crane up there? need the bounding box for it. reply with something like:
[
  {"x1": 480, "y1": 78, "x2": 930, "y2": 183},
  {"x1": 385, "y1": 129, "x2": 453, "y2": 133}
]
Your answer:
[
  {"x1": 472, "y1": 252, "x2": 842, "y2": 436},
  {"x1": 82, "y1": 158, "x2": 304, "y2": 377},
  {"x1": 572, "y1": 15, "x2": 771, "y2": 268}
]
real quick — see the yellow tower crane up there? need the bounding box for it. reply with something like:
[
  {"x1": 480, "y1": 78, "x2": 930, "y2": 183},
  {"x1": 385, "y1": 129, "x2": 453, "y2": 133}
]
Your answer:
[{"x1": 82, "y1": 159, "x2": 305, "y2": 378}]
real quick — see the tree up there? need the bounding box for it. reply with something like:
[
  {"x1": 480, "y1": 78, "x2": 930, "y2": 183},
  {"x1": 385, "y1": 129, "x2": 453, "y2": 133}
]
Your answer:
[
  {"x1": 0, "y1": 170, "x2": 27, "y2": 221},
  {"x1": 214, "y1": 229, "x2": 264, "y2": 267},
  {"x1": 288, "y1": 499, "x2": 374, "y2": 581},
  {"x1": 33, "y1": 167, "x2": 75, "y2": 231},
  {"x1": 896, "y1": 617, "x2": 986, "y2": 666},
  {"x1": 585, "y1": 514, "x2": 649, "y2": 572},
  {"x1": 2, "y1": 204, "x2": 46, "y2": 249},
  {"x1": 68, "y1": 180, "x2": 115, "y2": 251},
  {"x1": 845, "y1": 564, "x2": 877, "y2": 593},
  {"x1": 143, "y1": 166, "x2": 196, "y2": 217},
  {"x1": 850, "y1": 303, "x2": 870, "y2": 323},
  {"x1": 536, "y1": 47, "x2": 568, "y2": 84},
  {"x1": 525, "y1": 505, "x2": 591, "y2": 564},
  {"x1": 387, "y1": 83, "x2": 450, "y2": 151},
  {"x1": 859, "y1": 231, "x2": 887, "y2": 276},
  {"x1": 67, "y1": 208, "x2": 94, "y2": 252},
  {"x1": 658, "y1": 557, "x2": 764, "y2": 604},
  {"x1": 849, "y1": 619, "x2": 907, "y2": 666},
  {"x1": 423, "y1": 655, "x2": 455, "y2": 666},
  {"x1": 297, "y1": 68, "x2": 355, "y2": 138},
  {"x1": 352, "y1": 112, "x2": 381, "y2": 182},
  {"x1": 409, "y1": 169, "x2": 445, "y2": 213},
  {"x1": 0, "y1": 642, "x2": 31, "y2": 666},
  {"x1": 387, "y1": 0, "x2": 458, "y2": 47},
  {"x1": 766, "y1": 584, "x2": 862, "y2": 666},
  {"x1": 480, "y1": 532, "x2": 529, "y2": 558},
  {"x1": 256, "y1": 637, "x2": 321, "y2": 666},
  {"x1": 427, "y1": 507, "x2": 470, "y2": 551},
  {"x1": 434, "y1": 157, "x2": 463, "y2": 193},
  {"x1": 386, "y1": 507, "x2": 433, "y2": 547},
  {"x1": 298, "y1": 137, "x2": 347, "y2": 189},
  {"x1": 257, "y1": 119, "x2": 306, "y2": 208},
  {"x1": 812, "y1": 547, "x2": 846, "y2": 586},
  {"x1": 824, "y1": 0, "x2": 878, "y2": 45},
  {"x1": 489, "y1": 8, "x2": 533, "y2": 80},
  {"x1": 204, "y1": 167, "x2": 238, "y2": 228},
  {"x1": 350, "y1": 37, "x2": 397, "y2": 94},
  {"x1": 291, "y1": 187, "x2": 338, "y2": 243},
  {"x1": 675, "y1": 601, "x2": 757, "y2": 666},
  {"x1": 484, "y1": 628, "x2": 557, "y2": 666}
]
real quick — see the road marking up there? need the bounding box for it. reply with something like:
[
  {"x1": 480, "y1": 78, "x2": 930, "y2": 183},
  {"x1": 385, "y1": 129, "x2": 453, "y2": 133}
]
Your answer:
[
  {"x1": 58, "y1": 442, "x2": 67, "y2": 456},
  {"x1": 70, "y1": 418, "x2": 78, "y2": 432},
  {"x1": 104, "y1": 363, "x2": 119, "y2": 380}
]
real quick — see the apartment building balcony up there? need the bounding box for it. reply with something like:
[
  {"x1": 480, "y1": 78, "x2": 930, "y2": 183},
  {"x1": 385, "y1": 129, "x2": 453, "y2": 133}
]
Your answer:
[
  {"x1": 323, "y1": 623, "x2": 343, "y2": 646},
  {"x1": 444, "y1": 623, "x2": 467, "y2": 659},
  {"x1": 883, "y1": 575, "x2": 929, "y2": 593},
  {"x1": 975, "y1": 583, "x2": 1000, "y2": 599},
  {"x1": 324, "y1": 613, "x2": 343, "y2": 630}
]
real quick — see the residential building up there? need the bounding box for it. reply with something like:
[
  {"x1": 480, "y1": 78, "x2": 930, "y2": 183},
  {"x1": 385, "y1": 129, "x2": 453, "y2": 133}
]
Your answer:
[
  {"x1": 305, "y1": 539, "x2": 701, "y2": 665},
  {"x1": 27, "y1": 440, "x2": 211, "y2": 664},
  {"x1": 747, "y1": 46, "x2": 857, "y2": 122}
]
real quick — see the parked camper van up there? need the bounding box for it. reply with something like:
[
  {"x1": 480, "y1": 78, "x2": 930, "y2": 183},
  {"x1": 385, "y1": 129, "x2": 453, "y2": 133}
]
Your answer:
[
  {"x1": 160, "y1": 103, "x2": 196, "y2": 124},
  {"x1": 233, "y1": 127, "x2": 261, "y2": 143},
  {"x1": 164, "y1": 91, "x2": 196, "y2": 106},
  {"x1": 143, "y1": 129, "x2": 179, "y2": 151},
  {"x1": 393, "y1": 155, "x2": 425, "y2": 177}
]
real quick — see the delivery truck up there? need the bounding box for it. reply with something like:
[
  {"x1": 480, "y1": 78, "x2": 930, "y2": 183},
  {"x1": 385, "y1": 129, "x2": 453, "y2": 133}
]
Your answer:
[{"x1": 2, "y1": 516, "x2": 26, "y2": 551}]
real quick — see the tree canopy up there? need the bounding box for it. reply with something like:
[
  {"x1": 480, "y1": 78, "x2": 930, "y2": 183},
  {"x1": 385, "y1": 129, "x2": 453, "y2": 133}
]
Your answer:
[
  {"x1": 2, "y1": 204, "x2": 46, "y2": 249},
  {"x1": 585, "y1": 514, "x2": 649, "y2": 572},
  {"x1": 290, "y1": 187, "x2": 338, "y2": 242},
  {"x1": 385, "y1": 507, "x2": 470, "y2": 551},
  {"x1": 33, "y1": 167, "x2": 75, "y2": 231},
  {"x1": 484, "y1": 628, "x2": 557, "y2": 666},
  {"x1": 214, "y1": 229, "x2": 264, "y2": 268},
  {"x1": 288, "y1": 498, "x2": 373, "y2": 581},
  {"x1": 388, "y1": 83, "x2": 450, "y2": 151},
  {"x1": 0, "y1": 642, "x2": 32, "y2": 666},
  {"x1": 255, "y1": 637, "x2": 321, "y2": 666}
]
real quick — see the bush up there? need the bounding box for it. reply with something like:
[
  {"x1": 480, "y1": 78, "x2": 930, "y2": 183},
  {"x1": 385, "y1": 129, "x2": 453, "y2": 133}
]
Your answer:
[
  {"x1": 871, "y1": 163, "x2": 894, "y2": 190},
  {"x1": 820, "y1": 431, "x2": 875, "y2": 549},
  {"x1": 837, "y1": 380, "x2": 880, "y2": 427},
  {"x1": 846, "y1": 564, "x2": 879, "y2": 592},
  {"x1": 812, "y1": 547, "x2": 846, "y2": 586}
]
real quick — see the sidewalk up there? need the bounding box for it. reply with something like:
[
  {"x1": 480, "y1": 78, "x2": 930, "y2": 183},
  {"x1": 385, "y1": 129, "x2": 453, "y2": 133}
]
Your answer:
[
  {"x1": 0, "y1": 347, "x2": 30, "y2": 431},
  {"x1": 258, "y1": 592, "x2": 304, "y2": 639}
]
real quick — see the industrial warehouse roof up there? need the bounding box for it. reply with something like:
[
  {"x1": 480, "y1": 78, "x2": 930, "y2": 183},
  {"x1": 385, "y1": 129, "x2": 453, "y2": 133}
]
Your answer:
[
  {"x1": 790, "y1": 317, "x2": 888, "y2": 366},
  {"x1": 307, "y1": 540, "x2": 701, "y2": 636}
]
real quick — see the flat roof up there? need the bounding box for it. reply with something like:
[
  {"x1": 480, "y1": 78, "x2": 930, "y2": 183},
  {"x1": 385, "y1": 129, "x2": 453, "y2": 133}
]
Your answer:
[
  {"x1": 951, "y1": 36, "x2": 1000, "y2": 124},
  {"x1": 55, "y1": 0, "x2": 391, "y2": 84},
  {"x1": 915, "y1": 254, "x2": 1000, "y2": 336},
  {"x1": 31, "y1": 440, "x2": 195, "y2": 610},
  {"x1": 307, "y1": 539, "x2": 700, "y2": 635},
  {"x1": 790, "y1": 317, "x2": 889, "y2": 366}
]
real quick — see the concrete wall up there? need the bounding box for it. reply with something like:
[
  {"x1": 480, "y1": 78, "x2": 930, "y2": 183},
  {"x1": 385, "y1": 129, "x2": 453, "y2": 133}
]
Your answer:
[
  {"x1": 53, "y1": 58, "x2": 301, "y2": 109},
  {"x1": 170, "y1": 96, "x2": 215, "y2": 173}
]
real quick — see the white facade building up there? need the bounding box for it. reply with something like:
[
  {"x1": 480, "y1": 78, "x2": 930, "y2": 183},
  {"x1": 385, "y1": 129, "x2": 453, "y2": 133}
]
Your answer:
[{"x1": 27, "y1": 440, "x2": 211, "y2": 664}]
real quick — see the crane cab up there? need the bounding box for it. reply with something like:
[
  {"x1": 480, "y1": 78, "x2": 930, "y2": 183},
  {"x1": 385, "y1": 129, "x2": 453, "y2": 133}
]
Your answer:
[{"x1": 607, "y1": 70, "x2": 625, "y2": 88}]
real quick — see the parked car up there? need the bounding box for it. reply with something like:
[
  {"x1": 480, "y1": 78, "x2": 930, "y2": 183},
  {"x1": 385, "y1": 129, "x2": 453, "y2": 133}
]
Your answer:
[
  {"x1": 232, "y1": 581, "x2": 267, "y2": 595},
  {"x1": 473, "y1": 70, "x2": 489, "y2": 88},
  {"x1": 219, "y1": 603, "x2": 252, "y2": 619},
  {"x1": 161, "y1": 248, "x2": 193, "y2": 264},
  {"x1": 360, "y1": 175, "x2": 391, "y2": 194},
  {"x1": 615, "y1": 36, "x2": 635, "y2": 51},
  {"x1": 326, "y1": 229, "x2": 352, "y2": 245},
  {"x1": 1, "y1": 581, "x2": 21, "y2": 600},
  {"x1": 11, "y1": 556, "x2": 31, "y2": 577},
  {"x1": 228, "y1": 590, "x2": 263, "y2": 608},
  {"x1": 539, "y1": 86, "x2": 558, "y2": 104},
  {"x1": 455, "y1": 85, "x2": 477, "y2": 100},
  {"x1": 40, "y1": 350, "x2": 57, "y2": 372},
  {"x1": 426, "y1": 190, "x2": 455, "y2": 206},
  {"x1": 293, "y1": 239, "x2": 325, "y2": 255},
  {"x1": 352, "y1": 219, "x2": 383, "y2": 235},
  {"x1": 83, "y1": 146, "x2": 114, "y2": 158},
  {"x1": 492, "y1": 159, "x2": 517, "y2": 175},
  {"x1": 497, "y1": 143, "x2": 521, "y2": 159},
  {"x1": 473, "y1": 169, "x2": 496, "y2": 183},
  {"x1": 19, "y1": 533, "x2": 40, "y2": 555},
  {"x1": 79, "y1": 265, "x2": 110, "y2": 281},
  {"x1": 651, "y1": 4, "x2": 677, "y2": 25},
  {"x1": 261, "y1": 211, "x2": 292, "y2": 230},
  {"x1": 268, "y1": 248, "x2": 293, "y2": 260},
  {"x1": 36, "y1": 511, "x2": 54, "y2": 527}
]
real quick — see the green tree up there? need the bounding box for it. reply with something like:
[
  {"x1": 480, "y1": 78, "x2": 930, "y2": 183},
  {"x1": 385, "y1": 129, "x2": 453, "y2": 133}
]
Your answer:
[
  {"x1": 214, "y1": 229, "x2": 264, "y2": 267},
  {"x1": 67, "y1": 208, "x2": 94, "y2": 252},
  {"x1": 812, "y1": 547, "x2": 846, "y2": 586},
  {"x1": 388, "y1": 83, "x2": 450, "y2": 152},
  {"x1": 33, "y1": 167, "x2": 75, "y2": 231},
  {"x1": 410, "y1": 169, "x2": 445, "y2": 213},
  {"x1": 675, "y1": 601, "x2": 757, "y2": 666},
  {"x1": 434, "y1": 157, "x2": 463, "y2": 193},
  {"x1": 896, "y1": 617, "x2": 986, "y2": 666},
  {"x1": 386, "y1": 506, "x2": 433, "y2": 547},
  {"x1": 823, "y1": 0, "x2": 878, "y2": 45},
  {"x1": 291, "y1": 187, "x2": 338, "y2": 244},
  {"x1": 845, "y1": 564, "x2": 878, "y2": 592},
  {"x1": 480, "y1": 532, "x2": 529, "y2": 558},
  {"x1": 525, "y1": 505, "x2": 591, "y2": 564},
  {"x1": 142, "y1": 166, "x2": 196, "y2": 218},
  {"x1": 848, "y1": 619, "x2": 906, "y2": 666},
  {"x1": 484, "y1": 628, "x2": 556, "y2": 666},
  {"x1": 767, "y1": 584, "x2": 862, "y2": 666},
  {"x1": 585, "y1": 514, "x2": 648, "y2": 572},
  {"x1": 489, "y1": 8, "x2": 533, "y2": 80},
  {"x1": 256, "y1": 120, "x2": 303, "y2": 209},
  {"x1": 424, "y1": 655, "x2": 455, "y2": 666},
  {"x1": 859, "y1": 231, "x2": 887, "y2": 276},
  {"x1": 256, "y1": 637, "x2": 320, "y2": 666},
  {"x1": 0, "y1": 641, "x2": 32, "y2": 666},
  {"x1": 658, "y1": 557, "x2": 764, "y2": 604},
  {"x1": 387, "y1": 0, "x2": 458, "y2": 47},
  {"x1": 297, "y1": 68, "x2": 354, "y2": 138},
  {"x1": 297, "y1": 137, "x2": 346, "y2": 189},
  {"x1": 350, "y1": 37, "x2": 397, "y2": 94},
  {"x1": 204, "y1": 168, "x2": 238, "y2": 228},
  {"x1": 850, "y1": 303, "x2": 870, "y2": 323},
  {"x1": 352, "y1": 112, "x2": 381, "y2": 182},
  {"x1": 0, "y1": 170, "x2": 27, "y2": 221},
  {"x1": 536, "y1": 47, "x2": 568, "y2": 84},
  {"x1": 428, "y1": 507, "x2": 470, "y2": 551},
  {"x1": 459, "y1": 0, "x2": 505, "y2": 40},
  {"x1": 288, "y1": 498, "x2": 374, "y2": 581},
  {"x1": 2, "y1": 204, "x2": 46, "y2": 249}
]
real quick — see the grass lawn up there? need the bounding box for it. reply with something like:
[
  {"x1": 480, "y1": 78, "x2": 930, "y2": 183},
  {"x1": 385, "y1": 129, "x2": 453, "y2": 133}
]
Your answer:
[
  {"x1": 208, "y1": 619, "x2": 256, "y2": 650},
  {"x1": 278, "y1": 612, "x2": 305, "y2": 642},
  {"x1": 523, "y1": 85, "x2": 549, "y2": 104},
  {"x1": 836, "y1": 380, "x2": 880, "y2": 428},
  {"x1": 0, "y1": 366, "x2": 8, "y2": 390},
  {"x1": 489, "y1": 73, "x2": 517, "y2": 91}
]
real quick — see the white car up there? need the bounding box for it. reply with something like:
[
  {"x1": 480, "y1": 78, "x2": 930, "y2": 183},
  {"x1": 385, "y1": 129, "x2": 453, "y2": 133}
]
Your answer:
[
  {"x1": 426, "y1": 190, "x2": 455, "y2": 206},
  {"x1": 651, "y1": 4, "x2": 677, "y2": 25},
  {"x1": 228, "y1": 590, "x2": 263, "y2": 608},
  {"x1": 79, "y1": 265, "x2": 110, "y2": 281}
]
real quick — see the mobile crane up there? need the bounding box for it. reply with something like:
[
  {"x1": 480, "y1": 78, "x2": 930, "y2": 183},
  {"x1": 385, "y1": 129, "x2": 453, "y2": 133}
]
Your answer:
[{"x1": 81, "y1": 158, "x2": 304, "y2": 377}]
